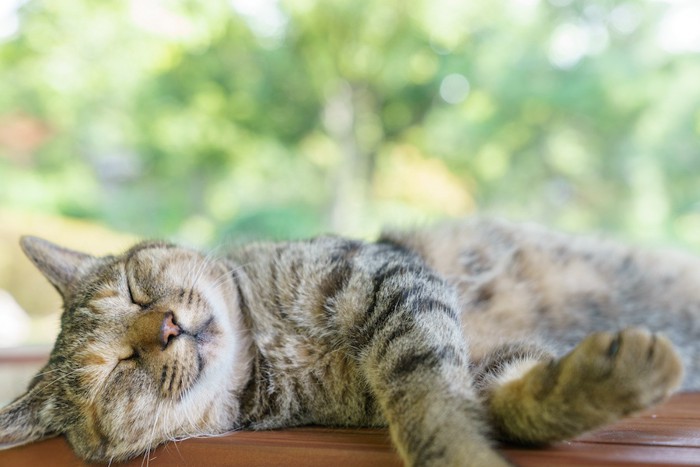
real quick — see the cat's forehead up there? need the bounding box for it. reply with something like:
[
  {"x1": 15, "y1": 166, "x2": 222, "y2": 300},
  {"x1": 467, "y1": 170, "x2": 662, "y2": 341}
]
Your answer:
[
  {"x1": 80, "y1": 242, "x2": 199, "y2": 280},
  {"x1": 124, "y1": 241, "x2": 205, "y2": 272},
  {"x1": 122, "y1": 242, "x2": 214, "y2": 297},
  {"x1": 125, "y1": 240, "x2": 177, "y2": 255}
]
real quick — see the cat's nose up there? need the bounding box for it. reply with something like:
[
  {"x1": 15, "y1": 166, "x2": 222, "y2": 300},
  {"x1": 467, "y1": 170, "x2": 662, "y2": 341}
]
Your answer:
[{"x1": 160, "y1": 311, "x2": 181, "y2": 348}]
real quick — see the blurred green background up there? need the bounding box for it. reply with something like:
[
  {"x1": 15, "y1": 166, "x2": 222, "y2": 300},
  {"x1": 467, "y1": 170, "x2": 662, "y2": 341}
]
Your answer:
[{"x1": 0, "y1": 0, "x2": 699, "y2": 344}]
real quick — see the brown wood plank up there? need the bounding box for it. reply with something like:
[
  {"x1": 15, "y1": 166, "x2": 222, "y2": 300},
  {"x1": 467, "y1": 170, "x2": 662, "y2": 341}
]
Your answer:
[
  {"x1": 502, "y1": 443, "x2": 700, "y2": 466},
  {"x1": 0, "y1": 429, "x2": 403, "y2": 467},
  {"x1": 576, "y1": 417, "x2": 700, "y2": 448},
  {"x1": 1, "y1": 393, "x2": 699, "y2": 466},
  {"x1": 574, "y1": 393, "x2": 700, "y2": 448},
  {"x1": 632, "y1": 393, "x2": 700, "y2": 420}
]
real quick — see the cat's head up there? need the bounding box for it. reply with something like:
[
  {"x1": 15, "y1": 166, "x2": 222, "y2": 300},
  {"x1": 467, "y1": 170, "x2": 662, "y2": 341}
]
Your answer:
[{"x1": 0, "y1": 237, "x2": 251, "y2": 462}]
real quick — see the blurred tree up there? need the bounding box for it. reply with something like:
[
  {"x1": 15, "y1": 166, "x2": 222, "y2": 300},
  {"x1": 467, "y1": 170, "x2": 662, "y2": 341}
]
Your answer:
[{"x1": 0, "y1": 0, "x2": 698, "y2": 248}]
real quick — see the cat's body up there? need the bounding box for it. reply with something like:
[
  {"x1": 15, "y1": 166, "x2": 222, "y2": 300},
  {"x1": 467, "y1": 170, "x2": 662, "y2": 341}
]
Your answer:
[{"x1": 0, "y1": 218, "x2": 693, "y2": 466}]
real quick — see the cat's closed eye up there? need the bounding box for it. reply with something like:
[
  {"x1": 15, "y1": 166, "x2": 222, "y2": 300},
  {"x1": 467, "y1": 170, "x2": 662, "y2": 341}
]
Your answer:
[
  {"x1": 126, "y1": 281, "x2": 150, "y2": 308},
  {"x1": 118, "y1": 349, "x2": 139, "y2": 363}
]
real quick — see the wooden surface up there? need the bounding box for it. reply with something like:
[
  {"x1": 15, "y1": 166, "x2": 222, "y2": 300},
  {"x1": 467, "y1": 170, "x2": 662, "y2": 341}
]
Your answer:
[{"x1": 1, "y1": 393, "x2": 700, "y2": 466}]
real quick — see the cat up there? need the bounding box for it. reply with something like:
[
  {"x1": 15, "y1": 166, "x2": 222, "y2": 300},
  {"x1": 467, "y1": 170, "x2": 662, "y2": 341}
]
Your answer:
[{"x1": 0, "y1": 217, "x2": 695, "y2": 466}]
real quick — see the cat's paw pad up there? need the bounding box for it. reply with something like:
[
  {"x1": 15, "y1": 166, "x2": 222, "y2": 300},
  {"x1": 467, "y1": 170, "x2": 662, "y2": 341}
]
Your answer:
[{"x1": 561, "y1": 327, "x2": 683, "y2": 415}]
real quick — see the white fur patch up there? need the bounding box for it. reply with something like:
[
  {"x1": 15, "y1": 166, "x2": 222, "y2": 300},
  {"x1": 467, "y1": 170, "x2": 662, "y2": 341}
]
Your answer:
[{"x1": 494, "y1": 358, "x2": 540, "y2": 387}]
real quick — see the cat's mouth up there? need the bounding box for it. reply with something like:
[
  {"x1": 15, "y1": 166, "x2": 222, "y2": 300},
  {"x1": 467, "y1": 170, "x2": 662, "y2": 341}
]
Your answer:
[
  {"x1": 194, "y1": 316, "x2": 217, "y2": 344},
  {"x1": 193, "y1": 316, "x2": 220, "y2": 371}
]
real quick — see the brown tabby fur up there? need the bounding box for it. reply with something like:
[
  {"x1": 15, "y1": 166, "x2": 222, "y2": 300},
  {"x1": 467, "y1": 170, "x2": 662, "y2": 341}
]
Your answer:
[{"x1": 0, "y1": 217, "x2": 694, "y2": 466}]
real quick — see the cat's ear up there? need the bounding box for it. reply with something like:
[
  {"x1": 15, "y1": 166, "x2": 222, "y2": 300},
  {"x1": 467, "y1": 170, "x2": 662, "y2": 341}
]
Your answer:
[
  {"x1": 0, "y1": 383, "x2": 57, "y2": 449},
  {"x1": 20, "y1": 236, "x2": 95, "y2": 298}
]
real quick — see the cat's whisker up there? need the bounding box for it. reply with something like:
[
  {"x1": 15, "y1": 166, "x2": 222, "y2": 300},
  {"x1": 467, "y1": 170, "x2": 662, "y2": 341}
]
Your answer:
[
  {"x1": 30, "y1": 368, "x2": 70, "y2": 377},
  {"x1": 186, "y1": 258, "x2": 208, "y2": 292},
  {"x1": 143, "y1": 400, "x2": 165, "y2": 467},
  {"x1": 178, "y1": 251, "x2": 205, "y2": 299},
  {"x1": 187, "y1": 248, "x2": 220, "y2": 292},
  {"x1": 209, "y1": 261, "x2": 254, "y2": 293},
  {"x1": 32, "y1": 367, "x2": 68, "y2": 378},
  {"x1": 184, "y1": 391, "x2": 205, "y2": 438},
  {"x1": 196, "y1": 247, "x2": 246, "y2": 294},
  {"x1": 209, "y1": 269, "x2": 236, "y2": 292},
  {"x1": 139, "y1": 446, "x2": 148, "y2": 467},
  {"x1": 35, "y1": 367, "x2": 85, "y2": 395}
]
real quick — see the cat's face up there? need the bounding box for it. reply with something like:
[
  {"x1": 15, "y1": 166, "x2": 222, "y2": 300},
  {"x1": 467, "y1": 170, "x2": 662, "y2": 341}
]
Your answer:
[{"x1": 0, "y1": 238, "x2": 251, "y2": 462}]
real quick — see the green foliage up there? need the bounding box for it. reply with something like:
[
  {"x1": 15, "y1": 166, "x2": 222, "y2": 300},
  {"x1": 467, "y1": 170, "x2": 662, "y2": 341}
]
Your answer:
[{"x1": 0, "y1": 0, "x2": 698, "y2": 248}]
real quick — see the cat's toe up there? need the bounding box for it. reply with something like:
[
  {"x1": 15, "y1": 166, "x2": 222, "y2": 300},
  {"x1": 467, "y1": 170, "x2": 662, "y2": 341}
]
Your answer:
[
  {"x1": 623, "y1": 330, "x2": 683, "y2": 408},
  {"x1": 574, "y1": 327, "x2": 683, "y2": 414}
]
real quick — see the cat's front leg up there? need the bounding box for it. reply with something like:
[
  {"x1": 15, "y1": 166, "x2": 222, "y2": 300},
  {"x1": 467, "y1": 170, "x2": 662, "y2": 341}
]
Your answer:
[
  {"x1": 481, "y1": 327, "x2": 683, "y2": 444},
  {"x1": 362, "y1": 330, "x2": 510, "y2": 466},
  {"x1": 353, "y1": 267, "x2": 510, "y2": 466}
]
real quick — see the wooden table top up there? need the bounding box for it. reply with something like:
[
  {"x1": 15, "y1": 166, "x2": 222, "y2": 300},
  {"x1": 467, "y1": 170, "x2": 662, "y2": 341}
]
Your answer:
[{"x1": 2, "y1": 392, "x2": 699, "y2": 466}]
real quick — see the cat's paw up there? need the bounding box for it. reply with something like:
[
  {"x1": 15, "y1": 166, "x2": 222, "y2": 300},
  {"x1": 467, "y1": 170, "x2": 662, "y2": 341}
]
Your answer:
[
  {"x1": 556, "y1": 327, "x2": 683, "y2": 418},
  {"x1": 486, "y1": 327, "x2": 683, "y2": 444}
]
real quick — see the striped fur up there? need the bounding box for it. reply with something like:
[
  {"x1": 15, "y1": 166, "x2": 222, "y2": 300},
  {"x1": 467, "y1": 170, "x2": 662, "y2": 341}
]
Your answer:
[{"x1": 0, "y1": 218, "x2": 695, "y2": 466}]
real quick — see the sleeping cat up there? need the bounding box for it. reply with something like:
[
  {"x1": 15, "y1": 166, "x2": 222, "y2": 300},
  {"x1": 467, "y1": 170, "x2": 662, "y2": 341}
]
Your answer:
[{"x1": 0, "y1": 217, "x2": 694, "y2": 466}]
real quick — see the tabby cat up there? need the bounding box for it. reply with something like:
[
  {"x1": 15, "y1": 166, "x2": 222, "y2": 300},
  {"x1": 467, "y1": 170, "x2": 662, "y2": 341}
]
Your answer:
[{"x1": 1, "y1": 217, "x2": 695, "y2": 466}]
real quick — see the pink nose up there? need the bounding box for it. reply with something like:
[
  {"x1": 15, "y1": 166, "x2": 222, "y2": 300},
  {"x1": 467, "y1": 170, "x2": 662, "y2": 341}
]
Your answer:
[{"x1": 160, "y1": 311, "x2": 181, "y2": 348}]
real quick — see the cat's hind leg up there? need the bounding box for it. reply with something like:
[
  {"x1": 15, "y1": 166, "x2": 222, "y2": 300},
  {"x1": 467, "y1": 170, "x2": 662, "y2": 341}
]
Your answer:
[{"x1": 476, "y1": 328, "x2": 683, "y2": 444}]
